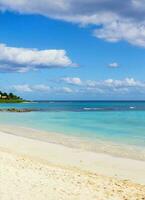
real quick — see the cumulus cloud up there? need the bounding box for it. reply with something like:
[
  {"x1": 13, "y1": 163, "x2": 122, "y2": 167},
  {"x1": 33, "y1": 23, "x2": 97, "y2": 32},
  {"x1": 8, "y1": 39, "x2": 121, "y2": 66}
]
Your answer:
[
  {"x1": 85, "y1": 80, "x2": 97, "y2": 87},
  {"x1": 13, "y1": 84, "x2": 50, "y2": 92},
  {"x1": 61, "y1": 77, "x2": 82, "y2": 85},
  {"x1": 12, "y1": 77, "x2": 145, "y2": 96},
  {"x1": 86, "y1": 78, "x2": 145, "y2": 92},
  {"x1": 12, "y1": 84, "x2": 74, "y2": 94},
  {"x1": 60, "y1": 77, "x2": 145, "y2": 94},
  {"x1": 32, "y1": 84, "x2": 50, "y2": 92},
  {"x1": 0, "y1": 43, "x2": 74, "y2": 72},
  {"x1": 103, "y1": 78, "x2": 144, "y2": 88},
  {"x1": 1, "y1": 1, "x2": 145, "y2": 47},
  {"x1": 85, "y1": 78, "x2": 145, "y2": 94},
  {"x1": 61, "y1": 77, "x2": 144, "y2": 88},
  {"x1": 108, "y1": 62, "x2": 119, "y2": 68},
  {"x1": 61, "y1": 87, "x2": 73, "y2": 93},
  {"x1": 13, "y1": 84, "x2": 33, "y2": 92}
]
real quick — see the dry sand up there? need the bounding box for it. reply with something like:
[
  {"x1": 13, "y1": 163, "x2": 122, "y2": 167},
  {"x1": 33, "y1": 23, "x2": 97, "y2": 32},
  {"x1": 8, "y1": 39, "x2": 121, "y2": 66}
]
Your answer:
[{"x1": 0, "y1": 127, "x2": 145, "y2": 200}]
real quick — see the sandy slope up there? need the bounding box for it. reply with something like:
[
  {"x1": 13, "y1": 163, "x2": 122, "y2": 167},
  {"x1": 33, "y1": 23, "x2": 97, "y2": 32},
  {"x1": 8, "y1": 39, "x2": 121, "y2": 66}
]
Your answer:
[
  {"x1": 0, "y1": 128, "x2": 145, "y2": 199},
  {"x1": 0, "y1": 150, "x2": 145, "y2": 200}
]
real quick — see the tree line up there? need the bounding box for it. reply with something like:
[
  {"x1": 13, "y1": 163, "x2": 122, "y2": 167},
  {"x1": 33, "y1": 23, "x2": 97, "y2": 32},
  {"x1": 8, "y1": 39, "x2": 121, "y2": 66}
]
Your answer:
[{"x1": 0, "y1": 91, "x2": 22, "y2": 100}]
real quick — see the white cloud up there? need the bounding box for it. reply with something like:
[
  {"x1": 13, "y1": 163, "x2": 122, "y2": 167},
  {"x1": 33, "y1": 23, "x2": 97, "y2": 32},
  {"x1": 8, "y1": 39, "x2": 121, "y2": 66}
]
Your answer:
[
  {"x1": 12, "y1": 77, "x2": 145, "y2": 96},
  {"x1": 13, "y1": 84, "x2": 32, "y2": 92},
  {"x1": 0, "y1": 43, "x2": 74, "y2": 72},
  {"x1": 86, "y1": 80, "x2": 97, "y2": 87},
  {"x1": 61, "y1": 77, "x2": 145, "y2": 88},
  {"x1": 87, "y1": 78, "x2": 145, "y2": 94},
  {"x1": 13, "y1": 84, "x2": 50, "y2": 92},
  {"x1": 94, "y1": 19, "x2": 145, "y2": 47},
  {"x1": 32, "y1": 84, "x2": 50, "y2": 92},
  {"x1": 12, "y1": 84, "x2": 74, "y2": 94},
  {"x1": 103, "y1": 78, "x2": 144, "y2": 88},
  {"x1": 108, "y1": 62, "x2": 119, "y2": 68},
  {"x1": 60, "y1": 76, "x2": 145, "y2": 94},
  {"x1": 61, "y1": 77, "x2": 82, "y2": 85},
  {"x1": 84, "y1": 87, "x2": 104, "y2": 94},
  {"x1": 132, "y1": 0, "x2": 145, "y2": 9},
  {"x1": 1, "y1": 1, "x2": 145, "y2": 47},
  {"x1": 61, "y1": 87, "x2": 73, "y2": 93}
]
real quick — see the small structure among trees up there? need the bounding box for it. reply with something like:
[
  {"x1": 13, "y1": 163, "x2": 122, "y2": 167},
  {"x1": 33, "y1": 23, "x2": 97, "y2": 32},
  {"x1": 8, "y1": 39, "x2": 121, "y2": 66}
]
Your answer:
[{"x1": 0, "y1": 91, "x2": 24, "y2": 102}]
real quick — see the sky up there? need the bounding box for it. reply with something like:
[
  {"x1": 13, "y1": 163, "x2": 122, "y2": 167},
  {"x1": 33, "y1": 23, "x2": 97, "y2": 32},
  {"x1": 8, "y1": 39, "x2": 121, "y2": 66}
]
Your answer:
[{"x1": 1, "y1": 0, "x2": 145, "y2": 100}]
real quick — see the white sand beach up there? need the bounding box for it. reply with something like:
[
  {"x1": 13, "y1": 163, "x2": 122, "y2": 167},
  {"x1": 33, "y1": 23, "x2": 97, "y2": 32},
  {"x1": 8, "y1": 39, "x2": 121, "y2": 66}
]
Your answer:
[{"x1": 0, "y1": 126, "x2": 145, "y2": 200}]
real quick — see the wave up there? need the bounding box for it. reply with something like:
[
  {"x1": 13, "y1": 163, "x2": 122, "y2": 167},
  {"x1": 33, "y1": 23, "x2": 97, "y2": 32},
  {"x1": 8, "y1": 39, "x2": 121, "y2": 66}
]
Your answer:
[
  {"x1": 130, "y1": 106, "x2": 135, "y2": 109},
  {"x1": 83, "y1": 107, "x2": 104, "y2": 111}
]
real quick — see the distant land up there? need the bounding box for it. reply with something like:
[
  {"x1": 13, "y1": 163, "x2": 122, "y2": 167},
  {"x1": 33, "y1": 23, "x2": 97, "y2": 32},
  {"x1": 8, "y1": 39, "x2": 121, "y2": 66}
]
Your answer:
[{"x1": 0, "y1": 91, "x2": 25, "y2": 103}]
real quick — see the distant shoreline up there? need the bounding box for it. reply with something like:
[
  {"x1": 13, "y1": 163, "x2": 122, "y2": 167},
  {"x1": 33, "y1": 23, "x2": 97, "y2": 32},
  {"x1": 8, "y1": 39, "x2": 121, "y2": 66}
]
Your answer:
[{"x1": 0, "y1": 99, "x2": 29, "y2": 103}]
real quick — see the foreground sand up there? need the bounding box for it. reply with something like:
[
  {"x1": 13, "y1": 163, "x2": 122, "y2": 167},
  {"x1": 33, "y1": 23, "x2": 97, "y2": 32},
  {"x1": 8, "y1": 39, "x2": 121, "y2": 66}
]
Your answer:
[
  {"x1": 0, "y1": 127, "x2": 145, "y2": 199},
  {"x1": 0, "y1": 149, "x2": 145, "y2": 200}
]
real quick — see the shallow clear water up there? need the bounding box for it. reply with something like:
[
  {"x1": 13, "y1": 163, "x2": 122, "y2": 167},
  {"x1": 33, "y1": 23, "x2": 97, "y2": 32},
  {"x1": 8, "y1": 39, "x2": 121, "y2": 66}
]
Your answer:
[{"x1": 0, "y1": 101, "x2": 145, "y2": 148}]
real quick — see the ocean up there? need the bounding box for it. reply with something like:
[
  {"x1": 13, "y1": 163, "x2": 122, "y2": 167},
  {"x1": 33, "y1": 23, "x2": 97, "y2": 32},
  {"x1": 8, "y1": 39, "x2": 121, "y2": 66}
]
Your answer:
[{"x1": 0, "y1": 101, "x2": 145, "y2": 153}]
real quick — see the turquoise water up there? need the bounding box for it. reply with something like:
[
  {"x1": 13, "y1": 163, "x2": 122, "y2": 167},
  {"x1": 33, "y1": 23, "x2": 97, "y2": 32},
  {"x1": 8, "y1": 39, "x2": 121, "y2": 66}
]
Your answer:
[{"x1": 0, "y1": 101, "x2": 145, "y2": 148}]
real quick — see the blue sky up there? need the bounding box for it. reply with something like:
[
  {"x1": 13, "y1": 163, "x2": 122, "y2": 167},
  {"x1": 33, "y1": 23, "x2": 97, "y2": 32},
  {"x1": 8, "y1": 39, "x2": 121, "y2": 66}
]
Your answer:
[{"x1": 1, "y1": 1, "x2": 145, "y2": 100}]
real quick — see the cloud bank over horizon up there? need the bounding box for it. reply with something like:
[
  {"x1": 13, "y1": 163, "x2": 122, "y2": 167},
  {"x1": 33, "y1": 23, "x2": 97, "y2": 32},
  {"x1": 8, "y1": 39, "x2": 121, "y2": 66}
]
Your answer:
[
  {"x1": 1, "y1": 0, "x2": 145, "y2": 47},
  {"x1": 59, "y1": 77, "x2": 145, "y2": 95},
  {"x1": 10, "y1": 77, "x2": 145, "y2": 97}
]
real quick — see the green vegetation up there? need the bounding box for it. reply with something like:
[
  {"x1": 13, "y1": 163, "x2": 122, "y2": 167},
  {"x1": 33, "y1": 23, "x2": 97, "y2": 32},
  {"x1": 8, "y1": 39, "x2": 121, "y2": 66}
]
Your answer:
[{"x1": 0, "y1": 91, "x2": 25, "y2": 103}]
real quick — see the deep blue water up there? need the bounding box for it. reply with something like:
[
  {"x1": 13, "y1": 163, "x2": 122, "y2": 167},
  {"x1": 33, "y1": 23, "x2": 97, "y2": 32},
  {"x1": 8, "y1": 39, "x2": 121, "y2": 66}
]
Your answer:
[
  {"x1": 0, "y1": 101, "x2": 145, "y2": 148},
  {"x1": 1, "y1": 101, "x2": 145, "y2": 111}
]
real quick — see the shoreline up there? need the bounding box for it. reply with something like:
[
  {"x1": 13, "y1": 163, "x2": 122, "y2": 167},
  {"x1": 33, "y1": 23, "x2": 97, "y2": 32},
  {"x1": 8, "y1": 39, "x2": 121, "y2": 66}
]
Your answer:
[
  {"x1": 0, "y1": 124, "x2": 145, "y2": 162},
  {"x1": 0, "y1": 126, "x2": 145, "y2": 185},
  {"x1": 0, "y1": 126, "x2": 145, "y2": 199}
]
